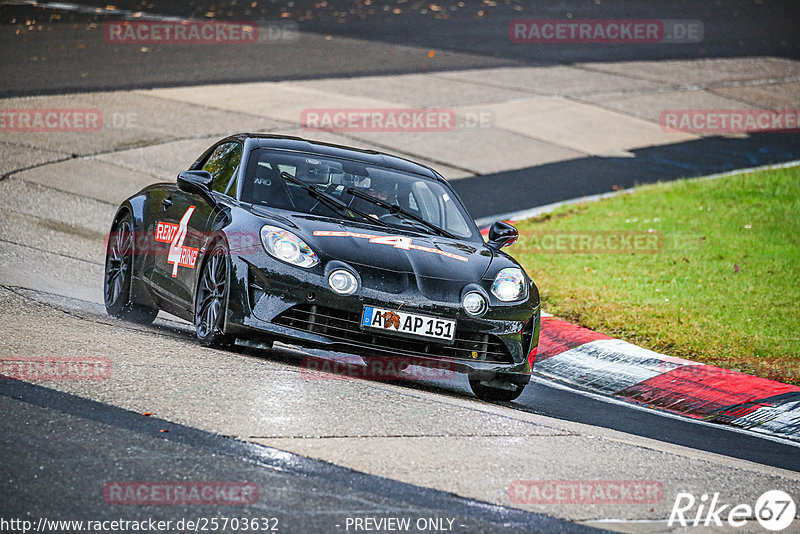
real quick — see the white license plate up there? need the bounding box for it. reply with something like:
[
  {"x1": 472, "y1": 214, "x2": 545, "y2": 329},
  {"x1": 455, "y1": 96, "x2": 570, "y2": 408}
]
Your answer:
[{"x1": 361, "y1": 306, "x2": 456, "y2": 343}]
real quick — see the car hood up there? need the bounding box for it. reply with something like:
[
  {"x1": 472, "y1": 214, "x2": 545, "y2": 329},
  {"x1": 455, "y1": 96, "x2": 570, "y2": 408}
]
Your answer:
[{"x1": 295, "y1": 217, "x2": 493, "y2": 284}]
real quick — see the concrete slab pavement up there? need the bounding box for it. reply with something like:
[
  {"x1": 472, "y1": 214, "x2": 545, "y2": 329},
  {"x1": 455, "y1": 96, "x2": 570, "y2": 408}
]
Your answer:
[
  {"x1": 0, "y1": 141, "x2": 68, "y2": 177},
  {"x1": 90, "y1": 136, "x2": 224, "y2": 178},
  {"x1": 579, "y1": 89, "x2": 757, "y2": 124},
  {"x1": 436, "y1": 66, "x2": 666, "y2": 97},
  {"x1": 0, "y1": 242, "x2": 103, "y2": 303},
  {"x1": 14, "y1": 157, "x2": 158, "y2": 205},
  {"x1": 0, "y1": 91, "x2": 288, "y2": 157},
  {"x1": 0, "y1": 177, "x2": 111, "y2": 236},
  {"x1": 456, "y1": 98, "x2": 697, "y2": 155},
  {"x1": 578, "y1": 57, "x2": 800, "y2": 88},
  {"x1": 3, "y1": 56, "x2": 797, "y2": 185},
  {"x1": 710, "y1": 82, "x2": 800, "y2": 109},
  {"x1": 144, "y1": 82, "x2": 406, "y2": 125},
  {"x1": 345, "y1": 126, "x2": 585, "y2": 175},
  {"x1": 292, "y1": 73, "x2": 538, "y2": 107},
  {"x1": 0, "y1": 178, "x2": 109, "y2": 303}
]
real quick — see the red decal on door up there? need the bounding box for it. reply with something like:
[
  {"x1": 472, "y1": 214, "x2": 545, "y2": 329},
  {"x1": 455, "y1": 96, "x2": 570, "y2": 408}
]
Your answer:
[
  {"x1": 154, "y1": 206, "x2": 198, "y2": 277},
  {"x1": 154, "y1": 222, "x2": 179, "y2": 243}
]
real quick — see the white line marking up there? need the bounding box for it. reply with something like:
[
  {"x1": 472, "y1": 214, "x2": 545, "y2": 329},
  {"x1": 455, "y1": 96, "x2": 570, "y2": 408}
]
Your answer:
[{"x1": 535, "y1": 339, "x2": 702, "y2": 394}]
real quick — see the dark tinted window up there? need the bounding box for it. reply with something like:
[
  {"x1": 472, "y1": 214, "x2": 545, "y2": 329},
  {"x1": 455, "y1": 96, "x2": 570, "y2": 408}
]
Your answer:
[
  {"x1": 242, "y1": 149, "x2": 478, "y2": 240},
  {"x1": 202, "y1": 142, "x2": 242, "y2": 196}
]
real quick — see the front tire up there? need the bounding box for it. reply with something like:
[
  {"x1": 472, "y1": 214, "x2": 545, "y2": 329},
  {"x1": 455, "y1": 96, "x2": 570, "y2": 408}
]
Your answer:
[
  {"x1": 104, "y1": 212, "x2": 158, "y2": 324},
  {"x1": 469, "y1": 376, "x2": 526, "y2": 402},
  {"x1": 194, "y1": 242, "x2": 234, "y2": 347}
]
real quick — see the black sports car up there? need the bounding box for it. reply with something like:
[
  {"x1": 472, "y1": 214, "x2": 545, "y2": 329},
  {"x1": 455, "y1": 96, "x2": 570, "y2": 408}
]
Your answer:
[{"x1": 104, "y1": 134, "x2": 540, "y2": 401}]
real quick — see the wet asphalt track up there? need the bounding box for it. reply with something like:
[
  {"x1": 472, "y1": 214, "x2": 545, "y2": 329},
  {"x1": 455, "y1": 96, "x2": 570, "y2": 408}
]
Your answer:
[
  {"x1": 1, "y1": 0, "x2": 799, "y2": 97},
  {"x1": 294, "y1": 347, "x2": 800, "y2": 473},
  {"x1": 0, "y1": 378, "x2": 598, "y2": 534}
]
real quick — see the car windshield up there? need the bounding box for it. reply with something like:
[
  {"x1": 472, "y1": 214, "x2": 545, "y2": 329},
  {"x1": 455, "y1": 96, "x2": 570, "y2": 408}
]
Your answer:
[{"x1": 242, "y1": 148, "x2": 477, "y2": 240}]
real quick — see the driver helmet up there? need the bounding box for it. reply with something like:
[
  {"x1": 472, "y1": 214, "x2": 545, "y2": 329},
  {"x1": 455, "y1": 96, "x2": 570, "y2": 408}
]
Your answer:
[{"x1": 367, "y1": 180, "x2": 395, "y2": 203}]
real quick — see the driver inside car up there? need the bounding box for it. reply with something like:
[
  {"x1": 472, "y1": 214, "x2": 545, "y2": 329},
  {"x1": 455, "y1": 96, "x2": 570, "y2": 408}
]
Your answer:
[
  {"x1": 359, "y1": 179, "x2": 397, "y2": 219},
  {"x1": 367, "y1": 180, "x2": 395, "y2": 203}
]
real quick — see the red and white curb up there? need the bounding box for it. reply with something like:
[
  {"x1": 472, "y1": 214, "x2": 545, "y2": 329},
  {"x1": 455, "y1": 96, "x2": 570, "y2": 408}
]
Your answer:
[
  {"x1": 534, "y1": 316, "x2": 800, "y2": 442},
  {"x1": 480, "y1": 224, "x2": 800, "y2": 442}
]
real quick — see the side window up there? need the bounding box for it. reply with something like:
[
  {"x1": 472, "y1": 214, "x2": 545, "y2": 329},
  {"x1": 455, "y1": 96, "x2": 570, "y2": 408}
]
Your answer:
[
  {"x1": 202, "y1": 142, "x2": 242, "y2": 196},
  {"x1": 443, "y1": 193, "x2": 469, "y2": 236},
  {"x1": 409, "y1": 182, "x2": 441, "y2": 226}
]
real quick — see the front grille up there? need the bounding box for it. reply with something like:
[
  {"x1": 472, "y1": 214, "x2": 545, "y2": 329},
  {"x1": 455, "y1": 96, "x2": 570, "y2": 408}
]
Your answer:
[{"x1": 274, "y1": 304, "x2": 512, "y2": 363}]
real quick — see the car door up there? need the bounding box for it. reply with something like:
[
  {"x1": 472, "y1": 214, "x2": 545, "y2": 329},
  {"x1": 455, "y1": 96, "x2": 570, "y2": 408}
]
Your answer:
[{"x1": 148, "y1": 141, "x2": 242, "y2": 314}]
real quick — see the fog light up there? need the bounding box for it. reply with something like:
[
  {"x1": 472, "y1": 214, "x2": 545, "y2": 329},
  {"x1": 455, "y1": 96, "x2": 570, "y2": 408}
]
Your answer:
[
  {"x1": 463, "y1": 291, "x2": 488, "y2": 317},
  {"x1": 328, "y1": 269, "x2": 358, "y2": 295}
]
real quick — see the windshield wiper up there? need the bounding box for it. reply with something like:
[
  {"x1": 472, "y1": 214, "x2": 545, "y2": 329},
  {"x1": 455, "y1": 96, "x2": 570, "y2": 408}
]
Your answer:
[
  {"x1": 279, "y1": 172, "x2": 388, "y2": 227},
  {"x1": 345, "y1": 187, "x2": 457, "y2": 239}
]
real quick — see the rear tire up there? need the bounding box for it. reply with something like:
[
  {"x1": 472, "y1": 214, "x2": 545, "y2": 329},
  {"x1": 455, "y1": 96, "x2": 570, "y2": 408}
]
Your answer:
[
  {"x1": 194, "y1": 242, "x2": 234, "y2": 347},
  {"x1": 104, "y1": 212, "x2": 158, "y2": 324},
  {"x1": 469, "y1": 376, "x2": 526, "y2": 402}
]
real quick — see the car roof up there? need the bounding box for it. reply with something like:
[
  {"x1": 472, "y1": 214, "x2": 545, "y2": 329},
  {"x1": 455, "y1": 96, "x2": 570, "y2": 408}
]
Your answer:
[{"x1": 228, "y1": 133, "x2": 443, "y2": 182}]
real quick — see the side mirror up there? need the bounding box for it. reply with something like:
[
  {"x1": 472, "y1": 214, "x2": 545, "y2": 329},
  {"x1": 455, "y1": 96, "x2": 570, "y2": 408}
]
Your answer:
[
  {"x1": 487, "y1": 221, "x2": 519, "y2": 251},
  {"x1": 177, "y1": 170, "x2": 213, "y2": 193}
]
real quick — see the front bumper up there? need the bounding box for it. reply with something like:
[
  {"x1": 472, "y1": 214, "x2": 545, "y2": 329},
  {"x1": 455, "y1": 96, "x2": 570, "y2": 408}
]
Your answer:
[{"x1": 225, "y1": 253, "x2": 540, "y2": 381}]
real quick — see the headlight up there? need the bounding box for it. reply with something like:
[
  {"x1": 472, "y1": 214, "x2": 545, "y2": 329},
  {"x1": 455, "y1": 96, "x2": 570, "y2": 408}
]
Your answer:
[
  {"x1": 260, "y1": 225, "x2": 319, "y2": 268},
  {"x1": 462, "y1": 291, "x2": 488, "y2": 317},
  {"x1": 491, "y1": 268, "x2": 527, "y2": 302},
  {"x1": 328, "y1": 269, "x2": 358, "y2": 295}
]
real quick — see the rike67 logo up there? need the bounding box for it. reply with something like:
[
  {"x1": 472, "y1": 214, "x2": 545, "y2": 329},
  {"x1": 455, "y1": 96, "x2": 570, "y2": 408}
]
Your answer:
[{"x1": 669, "y1": 490, "x2": 796, "y2": 531}]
